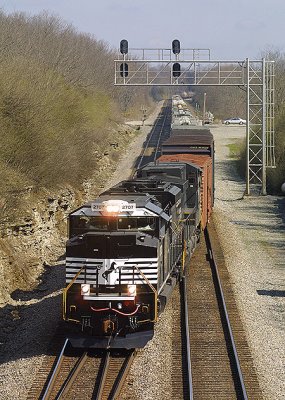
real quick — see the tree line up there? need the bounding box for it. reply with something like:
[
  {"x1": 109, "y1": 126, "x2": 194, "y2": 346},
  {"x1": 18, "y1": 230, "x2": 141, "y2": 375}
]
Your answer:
[{"x1": 0, "y1": 11, "x2": 154, "y2": 214}]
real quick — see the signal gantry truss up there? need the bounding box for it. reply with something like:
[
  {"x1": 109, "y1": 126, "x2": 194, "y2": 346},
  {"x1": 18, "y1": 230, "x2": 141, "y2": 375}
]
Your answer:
[{"x1": 114, "y1": 48, "x2": 275, "y2": 195}]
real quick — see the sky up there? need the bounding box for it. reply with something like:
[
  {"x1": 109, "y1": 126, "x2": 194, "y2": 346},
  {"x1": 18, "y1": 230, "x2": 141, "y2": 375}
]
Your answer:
[{"x1": 0, "y1": 0, "x2": 284, "y2": 60}]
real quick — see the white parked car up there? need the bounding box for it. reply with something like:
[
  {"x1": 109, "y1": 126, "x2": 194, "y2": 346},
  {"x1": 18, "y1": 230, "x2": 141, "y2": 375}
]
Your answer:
[{"x1": 223, "y1": 117, "x2": 246, "y2": 125}]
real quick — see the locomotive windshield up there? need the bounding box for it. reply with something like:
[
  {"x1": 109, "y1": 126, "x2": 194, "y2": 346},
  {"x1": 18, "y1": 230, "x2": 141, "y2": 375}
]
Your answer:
[{"x1": 69, "y1": 215, "x2": 156, "y2": 237}]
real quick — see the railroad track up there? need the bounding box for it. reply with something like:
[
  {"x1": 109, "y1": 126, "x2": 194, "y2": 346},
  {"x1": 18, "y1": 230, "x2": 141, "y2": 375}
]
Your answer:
[
  {"x1": 183, "y1": 224, "x2": 263, "y2": 399},
  {"x1": 135, "y1": 100, "x2": 171, "y2": 171},
  {"x1": 170, "y1": 281, "x2": 192, "y2": 399},
  {"x1": 29, "y1": 339, "x2": 135, "y2": 400}
]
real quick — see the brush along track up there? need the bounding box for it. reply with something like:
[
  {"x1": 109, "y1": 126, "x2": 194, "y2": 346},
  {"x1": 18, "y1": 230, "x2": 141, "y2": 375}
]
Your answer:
[
  {"x1": 185, "y1": 223, "x2": 263, "y2": 399},
  {"x1": 28, "y1": 338, "x2": 135, "y2": 400}
]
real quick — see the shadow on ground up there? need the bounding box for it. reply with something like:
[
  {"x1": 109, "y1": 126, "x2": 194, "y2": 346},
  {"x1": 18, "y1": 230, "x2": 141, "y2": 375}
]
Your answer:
[
  {"x1": 257, "y1": 290, "x2": 285, "y2": 297},
  {"x1": 0, "y1": 255, "x2": 66, "y2": 365}
]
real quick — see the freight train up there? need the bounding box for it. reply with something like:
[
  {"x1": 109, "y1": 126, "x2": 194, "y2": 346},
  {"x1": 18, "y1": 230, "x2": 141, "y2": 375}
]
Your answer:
[{"x1": 63, "y1": 96, "x2": 214, "y2": 349}]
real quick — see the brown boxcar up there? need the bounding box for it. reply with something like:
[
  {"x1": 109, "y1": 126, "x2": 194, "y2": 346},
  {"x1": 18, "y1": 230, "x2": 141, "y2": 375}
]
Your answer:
[{"x1": 161, "y1": 129, "x2": 214, "y2": 158}]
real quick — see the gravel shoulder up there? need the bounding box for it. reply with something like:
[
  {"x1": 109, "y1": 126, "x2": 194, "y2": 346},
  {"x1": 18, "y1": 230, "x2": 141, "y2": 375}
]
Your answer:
[{"x1": 212, "y1": 124, "x2": 285, "y2": 400}]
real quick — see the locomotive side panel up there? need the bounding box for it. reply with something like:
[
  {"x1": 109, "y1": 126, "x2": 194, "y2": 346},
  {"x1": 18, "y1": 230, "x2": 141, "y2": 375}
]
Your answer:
[{"x1": 158, "y1": 154, "x2": 213, "y2": 230}]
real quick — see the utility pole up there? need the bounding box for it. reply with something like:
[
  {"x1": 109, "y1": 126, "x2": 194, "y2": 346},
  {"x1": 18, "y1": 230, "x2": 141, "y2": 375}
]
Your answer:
[
  {"x1": 141, "y1": 105, "x2": 147, "y2": 125},
  {"x1": 203, "y1": 93, "x2": 207, "y2": 125}
]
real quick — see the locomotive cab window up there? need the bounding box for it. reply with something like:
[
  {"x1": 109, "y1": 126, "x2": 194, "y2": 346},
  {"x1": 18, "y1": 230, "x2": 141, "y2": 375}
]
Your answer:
[
  {"x1": 69, "y1": 216, "x2": 111, "y2": 236},
  {"x1": 118, "y1": 217, "x2": 137, "y2": 230},
  {"x1": 118, "y1": 217, "x2": 156, "y2": 233},
  {"x1": 70, "y1": 215, "x2": 157, "y2": 237},
  {"x1": 138, "y1": 217, "x2": 156, "y2": 232}
]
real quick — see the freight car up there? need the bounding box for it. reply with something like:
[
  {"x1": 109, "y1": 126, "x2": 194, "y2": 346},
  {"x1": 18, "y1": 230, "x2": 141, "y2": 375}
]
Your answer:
[
  {"x1": 159, "y1": 127, "x2": 214, "y2": 229},
  {"x1": 63, "y1": 97, "x2": 214, "y2": 349}
]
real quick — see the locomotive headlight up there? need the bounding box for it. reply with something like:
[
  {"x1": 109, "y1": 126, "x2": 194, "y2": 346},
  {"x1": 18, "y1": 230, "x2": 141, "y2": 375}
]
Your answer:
[
  {"x1": 81, "y1": 283, "x2": 90, "y2": 296},
  {"x1": 128, "y1": 284, "x2": 136, "y2": 296},
  {"x1": 106, "y1": 204, "x2": 120, "y2": 213},
  {"x1": 117, "y1": 302, "x2": 123, "y2": 310}
]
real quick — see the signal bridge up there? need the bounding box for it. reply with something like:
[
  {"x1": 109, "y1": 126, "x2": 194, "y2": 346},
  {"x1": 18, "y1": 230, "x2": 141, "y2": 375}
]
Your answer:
[{"x1": 115, "y1": 40, "x2": 275, "y2": 195}]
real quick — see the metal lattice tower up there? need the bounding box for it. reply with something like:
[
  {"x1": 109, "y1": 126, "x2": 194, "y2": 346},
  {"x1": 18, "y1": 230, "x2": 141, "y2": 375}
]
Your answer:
[{"x1": 114, "y1": 48, "x2": 275, "y2": 195}]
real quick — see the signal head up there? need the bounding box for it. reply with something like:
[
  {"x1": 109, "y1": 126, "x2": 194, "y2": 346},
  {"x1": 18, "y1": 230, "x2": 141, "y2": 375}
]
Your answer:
[
  {"x1": 172, "y1": 39, "x2": 181, "y2": 55},
  {"x1": 173, "y1": 62, "x2": 181, "y2": 77},
  {"x1": 120, "y1": 39, "x2": 128, "y2": 54}
]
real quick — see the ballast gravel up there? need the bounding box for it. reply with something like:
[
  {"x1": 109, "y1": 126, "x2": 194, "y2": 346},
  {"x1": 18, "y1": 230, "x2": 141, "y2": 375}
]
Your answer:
[
  {"x1": 0, "y1": 113, "x2": 284, "y2": 400},
  {"x1": 212, "y1": 125, "x2": 285, "y2": 400},
  {"x1": 122, "y1": 124, "x2": 285, "y2": 400}
]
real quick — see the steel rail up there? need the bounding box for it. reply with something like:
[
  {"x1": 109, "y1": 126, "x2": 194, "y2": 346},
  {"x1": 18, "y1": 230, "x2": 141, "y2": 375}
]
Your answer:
[
  {"x1": 109, "y1": 349, "x2": 136, "y2": 400},
  {"x1": 152, "y1": 108, "x2": 170, "y2": 162},
  {"x1": 204, "y1": 227, "x2": 248, "y2": 400},
  {"x1": 135, "y1": 112, "x2": 163, "y2": 171},
  {"x1": 94, "y1": 351, "x2": 111, "y2": 400},
  {"x1": 55, "y1": 351, "x2": 88, "y2": 399},
  {"x1": 136, "y1": 101, "x2": 170, "y2": 171},
  {"x1": 180, "y1": 276, "x2": 194, "y2": 400},
  {"x1": 41, "y1": 338, "x2": 69, "y2": 400}
]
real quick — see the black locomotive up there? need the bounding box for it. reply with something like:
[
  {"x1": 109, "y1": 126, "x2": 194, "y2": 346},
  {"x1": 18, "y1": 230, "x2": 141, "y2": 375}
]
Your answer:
[{"x1": 63, "y1": 97, "x2": 214, "y2": 349}]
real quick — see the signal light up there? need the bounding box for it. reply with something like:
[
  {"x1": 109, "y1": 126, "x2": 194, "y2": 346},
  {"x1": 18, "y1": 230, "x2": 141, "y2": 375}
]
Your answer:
[
  {"x1": 173, "y1": 62, "x2": 181, "y2": 77},
  {"x1": 172, "y1": 39, "x2": 180, "y2": 55},
  {"x1": 120, "y1": 62, "x2": 129, "y2": 77},
  {"x1": 120, "y1": 39, "x2": 128, "y2": 54}
]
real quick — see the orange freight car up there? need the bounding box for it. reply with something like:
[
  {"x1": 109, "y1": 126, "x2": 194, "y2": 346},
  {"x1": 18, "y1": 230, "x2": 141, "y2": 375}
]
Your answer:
[{"x1": 158, "y1": 129, "x2": 214, "y2": 230}]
